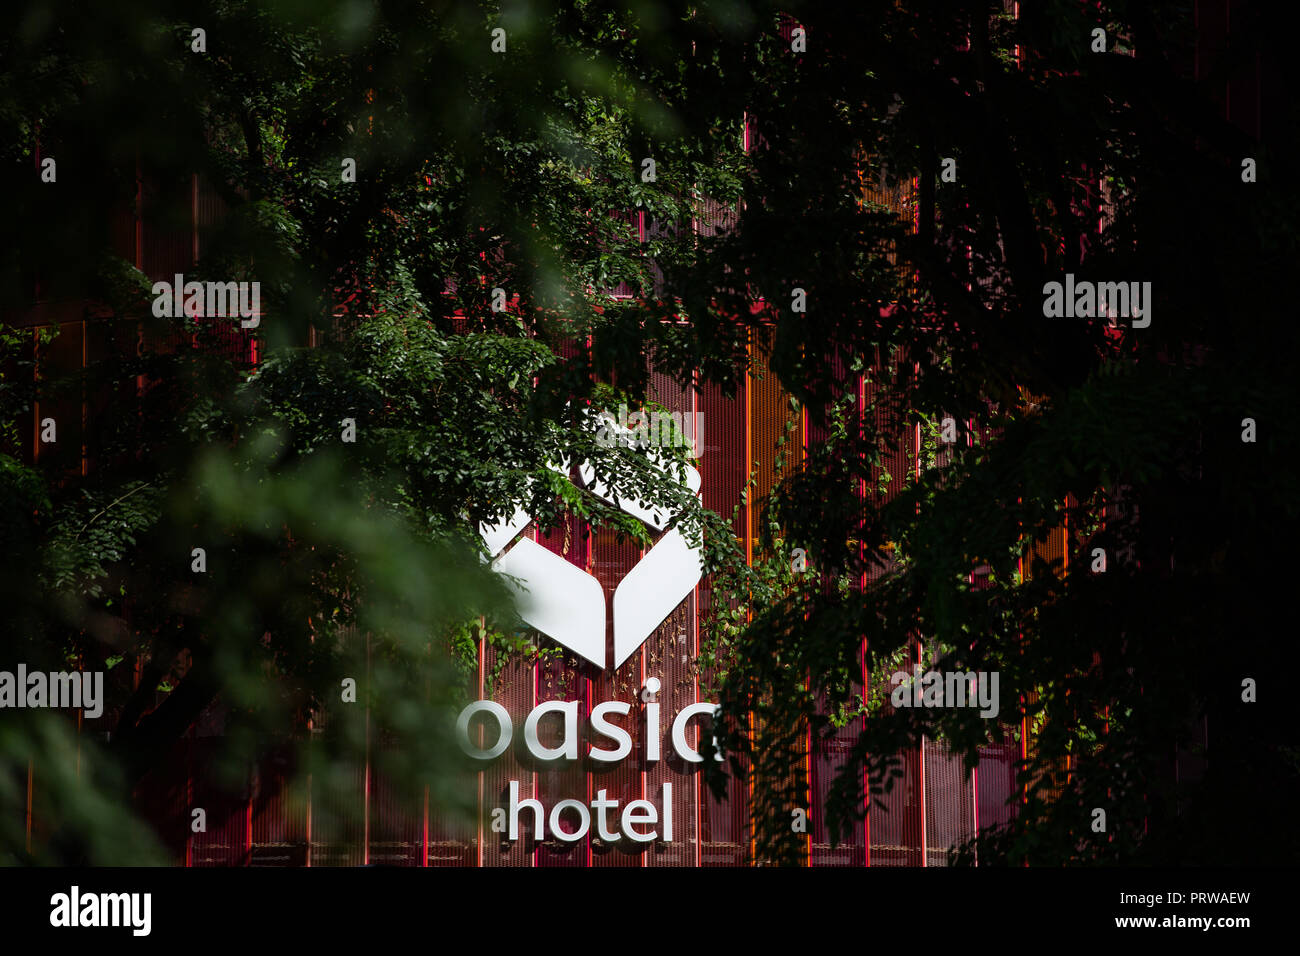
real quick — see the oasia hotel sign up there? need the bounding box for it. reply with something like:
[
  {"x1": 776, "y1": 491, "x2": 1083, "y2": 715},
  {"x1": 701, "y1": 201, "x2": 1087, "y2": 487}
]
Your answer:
[{"x1": 460, "y1": 411, "x2": 718, "y2": 844}]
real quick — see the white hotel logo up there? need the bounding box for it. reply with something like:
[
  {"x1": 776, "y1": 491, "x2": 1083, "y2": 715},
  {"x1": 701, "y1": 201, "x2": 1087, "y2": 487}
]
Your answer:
[
  {"x1": 479, "y1": 413, "x2": 703, "y2": 670},
  {"x1": 469, "y1": 411, "x2": 712, "y2": 843}
]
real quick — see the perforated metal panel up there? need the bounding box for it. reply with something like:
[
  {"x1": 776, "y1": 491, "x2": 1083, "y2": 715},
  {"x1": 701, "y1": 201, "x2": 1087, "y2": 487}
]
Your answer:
[
  {"x1": 250, "y1": 744, "x2": 306, "y2": 867},
  {"x1": 923, "y1": 741, "x2": 976, "y2": 867}
]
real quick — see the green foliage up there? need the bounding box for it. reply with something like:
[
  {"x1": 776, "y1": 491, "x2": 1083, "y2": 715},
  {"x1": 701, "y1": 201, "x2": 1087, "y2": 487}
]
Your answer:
[
  {"x1": 5, "y1": 0, "x2": 1293, "y2": 869},
  {"x1": 692, "y1": 0, "x2": 1300, "y2": 865},
  {"x1": 0, "y1": 0, "x2": 750, "y2": 863}
]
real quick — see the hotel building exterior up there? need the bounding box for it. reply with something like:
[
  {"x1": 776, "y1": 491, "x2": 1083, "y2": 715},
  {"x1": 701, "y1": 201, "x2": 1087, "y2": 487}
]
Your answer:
[{"x1": 5, "y1": 1, "x2": 1261, "y2": 866}]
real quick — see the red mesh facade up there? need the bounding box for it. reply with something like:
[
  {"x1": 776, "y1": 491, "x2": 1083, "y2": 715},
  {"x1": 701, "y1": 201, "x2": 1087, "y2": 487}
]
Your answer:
[
  {"x1": 696, "y1": 374, "x2": 750, "y2": 866},
  {"x1": 923, "y1": 741, "x2": 976, "y2": 867},
  {"x1": 18, "y1": 2, "x2": 1257, "y2": 867},
  {"x1": 479, "y1": 650, "x2": 533, "y2": 868},
  {"x1": 250, "y1": 744, "x2": 307, "y2": 867},
  {"x1": 14, "y1": 175, "x2": 1032, "y2": 869}
]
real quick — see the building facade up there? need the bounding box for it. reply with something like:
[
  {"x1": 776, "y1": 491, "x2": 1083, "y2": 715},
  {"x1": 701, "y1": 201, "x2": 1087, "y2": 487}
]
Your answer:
[{"x1": 5, "y1": 0, "x2": 1263, "y2": 866}]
